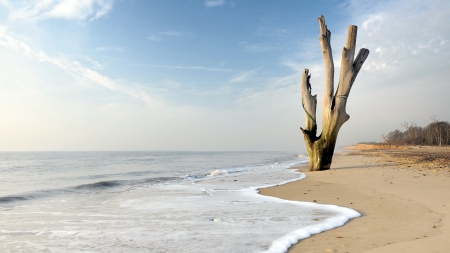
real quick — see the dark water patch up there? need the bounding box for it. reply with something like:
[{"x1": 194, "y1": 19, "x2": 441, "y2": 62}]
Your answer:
[
  {"x1": 73, "y1": 180, "x2": 123, "y2": 190},
  {"x1": 69, "y1": 176, "x2": 184, "y2": 192},
  {"x1": 0, "y1": 196, "x2": 30, "y2": 203},
  {"x1": 0, "y1": 180, "x2": 126, "y2": 206}
]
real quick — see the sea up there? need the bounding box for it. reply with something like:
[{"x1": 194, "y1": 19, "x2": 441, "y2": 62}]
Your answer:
[{"x1": 0, "y1": 151, "x2": 360, "y2": 253}]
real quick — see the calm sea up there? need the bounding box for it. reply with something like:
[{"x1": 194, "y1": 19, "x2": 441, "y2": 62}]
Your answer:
[{"x1": 0, "y1": 151, "x2": 359, "y2": 253}]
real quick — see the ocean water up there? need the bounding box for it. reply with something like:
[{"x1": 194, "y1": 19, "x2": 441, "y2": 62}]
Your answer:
[{"x1": 0, "y1": 151, "x2": 359, "y2": 253}]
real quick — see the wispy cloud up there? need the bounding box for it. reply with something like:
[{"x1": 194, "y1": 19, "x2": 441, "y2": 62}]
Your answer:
[
  {"x1": 148, "y1": 64, "x2": 232, "y2": 72},
  {"x1": 147, "y1": 30, "x2": 192, "y2": 42},
  {"x1": 0, "y1": 25, "x2": 160, "y2": 106},
  {"x1": 362, "y1": 14, "x2": 384, "y2": 29},
  {"x1": 255, "y1": 26, "x2": 296, "y2": 38},
  {"x1": 159, "y1": 30, "x2": 184, "y2": 36},
  {"x1": 198, "y1": 86, "x2": 232, "y2": 96},
  {"x1": 0, "y1": 0, "x2": 11, "y2": 7},
  {"x1": 205, "y1": 0, "x2": 226, "y2": 7},
  {"x1": 238, "y1": 41, "x2": 273, "y2": 52},
  {"x1": 95, "y1": 46, "x2": 124, "y2": 52},
  {"x1": 229, "y1": 68, "x2": 259, "y2": 83},
  {"x1": 234, "y1": 74, "x2": 300, "y2": 110},
  {"x1": 7, "y1": 0, "x2": 115, "y2": 21},
  {"x1": 147, "y1": 33, "x2": 163, "y2": 42},
  {"x1": 238, "y1": 25, "x2": 307, "y2": 54},
  {"x1": 164, "y1": 79, "x2": 182, "y2": 89},
  {"x1": 81, "y1": 55, "x2": 103, "y2": 69}
]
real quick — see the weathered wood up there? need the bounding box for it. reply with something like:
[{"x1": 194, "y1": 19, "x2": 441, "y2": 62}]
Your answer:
[
  {"x1": 318, "y1": 16, "x2": 334, "y2": 112},
  {"x1": 301, "y1": 69, "x2": 317, "y2": 132},
  {"x1": 300, "y1": 15, "x2": 369, "y2": 171}
]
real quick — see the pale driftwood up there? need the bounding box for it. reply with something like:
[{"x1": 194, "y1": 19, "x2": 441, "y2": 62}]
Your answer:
[{"x1": 300, "y1": 15, "x2": 369, "y2": 171}]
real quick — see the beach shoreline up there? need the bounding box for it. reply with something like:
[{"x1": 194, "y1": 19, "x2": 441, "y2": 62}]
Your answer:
[{"x1": 260, "y1": 147, "x2": 450, "y2": 252}]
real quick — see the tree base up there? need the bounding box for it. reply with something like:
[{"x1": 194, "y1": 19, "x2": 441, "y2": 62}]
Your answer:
[{"x1": 302, "y1": 128, "x2": 337, "y2": 171}]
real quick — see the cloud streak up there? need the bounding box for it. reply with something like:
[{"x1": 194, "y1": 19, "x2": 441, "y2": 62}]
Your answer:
[
  {"x1": 0, "y1": 25, "x2": 160, "y2": 106},
  {"x1": 147, "y1": 64, "x2": 232, "y2": 72},
  {"x1": 238, "y1": 25, "x2": 308, "y2": 55},
  {"x1": 238, "y1": 41, "x2": 273, "y2": 52},
  {"x1": 204, "y1": 0, "x2": 226, "y2": 7},
  {"x1": 95, "y1": 46, "x2": 124, "y2": 52},
  {"x1": 147, "y1": 30, "x2": 192, "y2": 42},
  {"x1": 6, "y1": 0, "x2": 115, "y2": 21},
  {"x1": 229, "y1": 68, "x2": 259, "y2": 83}
]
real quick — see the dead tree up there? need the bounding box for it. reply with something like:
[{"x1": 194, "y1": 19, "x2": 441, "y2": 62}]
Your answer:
[{"x1": 300, "y1": 16, "x2": 369, "y2": 171}]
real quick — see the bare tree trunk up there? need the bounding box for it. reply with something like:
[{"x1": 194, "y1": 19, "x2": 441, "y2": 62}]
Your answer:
[
  {"x1": 447, "y1": 128, "x2": 450, "y2": 146},
  {"x1": 300, "y1": 16, "x2": 369, "y2": 171}
]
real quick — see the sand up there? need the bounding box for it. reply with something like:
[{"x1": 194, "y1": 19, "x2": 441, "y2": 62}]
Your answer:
[{"x1": 260, "y1": 147, "x2": 450, "y2": 253}]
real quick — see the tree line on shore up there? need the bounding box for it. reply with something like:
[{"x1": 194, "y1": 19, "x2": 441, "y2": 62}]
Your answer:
[{"x1": 382, "y1": 117, "x2": 450, "y2": 146}]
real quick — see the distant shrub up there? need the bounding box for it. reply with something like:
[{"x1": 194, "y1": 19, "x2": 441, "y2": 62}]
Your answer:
[{"x1": 382, "y1": 119, "x2": 450, "y2": 146}]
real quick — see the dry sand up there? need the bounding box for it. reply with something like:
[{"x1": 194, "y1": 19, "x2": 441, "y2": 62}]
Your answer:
[{"x1": 260, "y1": 147, "x2": 450, "y2": 253}]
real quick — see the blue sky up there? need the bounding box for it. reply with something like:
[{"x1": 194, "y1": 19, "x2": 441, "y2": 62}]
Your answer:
[{"x1": 0, "y1": 0, "x2": 449, "y2": 151}]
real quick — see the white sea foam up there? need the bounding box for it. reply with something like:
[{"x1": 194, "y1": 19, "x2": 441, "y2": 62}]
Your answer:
[{"x1": 208, "y1": 169, "x2": 229, "y2": 176}]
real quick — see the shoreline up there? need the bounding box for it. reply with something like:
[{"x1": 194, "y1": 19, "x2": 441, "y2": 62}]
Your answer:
[{"x1": 260, "y1": 148, "x2": 450, "y2": 252}]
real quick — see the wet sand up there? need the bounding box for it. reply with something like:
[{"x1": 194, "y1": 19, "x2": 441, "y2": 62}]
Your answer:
[{"x1": 260, "y1": 147, "x2": 450, "y2": 252}]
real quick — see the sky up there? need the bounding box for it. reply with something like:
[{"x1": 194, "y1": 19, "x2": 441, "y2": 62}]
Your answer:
[{"x1": 0, "y1": 0, "x2": 449, "y2": 152}]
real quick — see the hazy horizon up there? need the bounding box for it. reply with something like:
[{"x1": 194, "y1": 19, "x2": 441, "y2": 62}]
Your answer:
[{"x1": 0, "y1": 0, "x2": 449, "y2": 152}]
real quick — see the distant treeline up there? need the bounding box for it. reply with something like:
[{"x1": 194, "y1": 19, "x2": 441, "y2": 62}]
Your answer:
[{"x1": 382, "y1": 118, "x2": 450, "y2": 146}]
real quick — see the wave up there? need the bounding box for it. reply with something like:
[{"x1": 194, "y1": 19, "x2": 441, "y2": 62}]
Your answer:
[
  {"x1": 0, "y1": 196, "x2": 30, "y2": 203},
  {"x1": 0, "y1": 176, "x2": 183, "y2": 206},
  {"x1": 73, "y1": 180, "x2": 123, "y2": 190}
]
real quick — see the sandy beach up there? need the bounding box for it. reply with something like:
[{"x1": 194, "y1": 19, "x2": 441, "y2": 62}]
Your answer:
[{"x1": 260, "y1": 147, "x2": 450, "y2": 253}]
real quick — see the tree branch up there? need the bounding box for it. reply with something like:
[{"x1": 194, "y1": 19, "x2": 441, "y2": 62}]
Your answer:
[
  {"x1": 301, "y1": 69, "x2": 317, "y2": 132},
  {"x1": 350, "y1": 48, "x2": 370, "y2": 86},
  {"x1": 345, "y1": 25, "x2": 357, "y2": 64},
  {"x1": 318, "y1": 15, "x2": 334, "y2": 110},
  {"x1": 336, "y1": 25, "x2": 359, "y2": 98}
]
